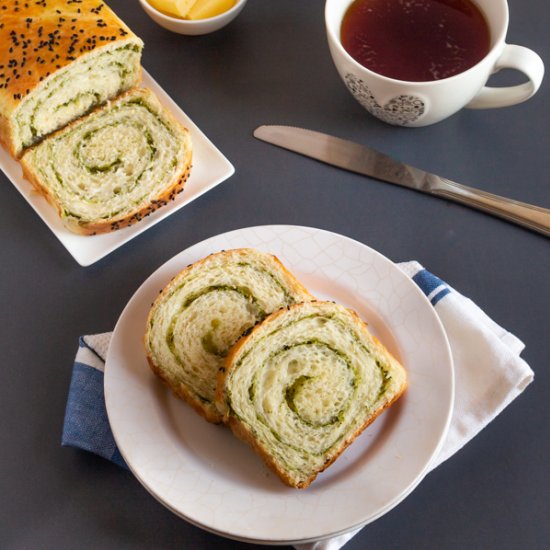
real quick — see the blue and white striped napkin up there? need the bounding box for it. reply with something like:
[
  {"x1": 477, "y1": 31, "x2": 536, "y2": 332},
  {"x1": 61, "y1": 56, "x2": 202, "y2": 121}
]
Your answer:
[
  {"x1": 62, "y1": 262, "x2": 534, "y2": 550},
  {"x1": 62, "y1": 332, "x2": 127, "y2": 469}
]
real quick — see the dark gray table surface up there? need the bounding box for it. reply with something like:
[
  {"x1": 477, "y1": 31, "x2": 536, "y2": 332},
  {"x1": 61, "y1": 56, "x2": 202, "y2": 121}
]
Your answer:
[{"x1": 1, "y1": 1, "x2": 548, "y2": 548}]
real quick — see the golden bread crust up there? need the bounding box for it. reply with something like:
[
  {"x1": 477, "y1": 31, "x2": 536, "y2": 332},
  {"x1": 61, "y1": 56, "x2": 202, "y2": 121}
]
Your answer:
[
  {"x1": 0, "y1": 0, "x2": 142, "y2": 156},
  {"x1": 0, "y1": 0, "x2": 138, "y2": 109},
  {"x1": 0, "y1": 109, "x2": 12, "y2": 153}
]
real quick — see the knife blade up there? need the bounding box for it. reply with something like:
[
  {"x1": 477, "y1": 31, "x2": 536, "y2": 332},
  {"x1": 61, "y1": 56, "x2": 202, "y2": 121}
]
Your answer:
[{"x1": 253, "y1": 125, "x2": 550, "y2": 238}]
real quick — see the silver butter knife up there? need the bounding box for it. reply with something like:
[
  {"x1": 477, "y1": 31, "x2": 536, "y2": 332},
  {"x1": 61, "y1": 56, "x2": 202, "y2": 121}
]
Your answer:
[{"x1": 254, "y1": 125, "x2": 550, "y2": 238}]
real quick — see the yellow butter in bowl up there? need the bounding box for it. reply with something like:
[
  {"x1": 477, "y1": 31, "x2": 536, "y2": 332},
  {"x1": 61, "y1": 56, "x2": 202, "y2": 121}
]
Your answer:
[
  {"x1": 147, "y1": 0, "x2": 237, "y2": 19},
  {"x1": 188, "y1": 0, "x2": 237, "y2": 19},
  {"x1": 147, "y1": 0, "x2": 196, "y2": 18}
]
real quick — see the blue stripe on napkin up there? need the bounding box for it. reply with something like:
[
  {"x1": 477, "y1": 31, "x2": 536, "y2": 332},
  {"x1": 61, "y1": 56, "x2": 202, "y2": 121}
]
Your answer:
[
  {"x1": 61, "y1": 361, "x2": 127, "y2": 469},
  {"x1": 412, "y1": 268, "x2": 451, "y2": 306}
]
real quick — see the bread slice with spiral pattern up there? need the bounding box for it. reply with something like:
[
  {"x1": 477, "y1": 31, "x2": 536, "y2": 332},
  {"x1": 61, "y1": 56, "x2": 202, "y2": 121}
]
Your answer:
[
  {"x1": 20, "y1": 87, "x2": 192, "y2": 235},
  {"x1": 217, "y1": 300, "x2": 407, "y2": 488},
  {"x1": 144, "y1": 249, "x2": 314, "y2": 423}
]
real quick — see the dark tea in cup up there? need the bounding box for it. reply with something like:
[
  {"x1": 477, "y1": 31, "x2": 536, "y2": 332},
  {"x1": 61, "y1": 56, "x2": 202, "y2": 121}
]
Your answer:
[{"x1": 341, "y1": 0, "x2": 491, "y2": 82}]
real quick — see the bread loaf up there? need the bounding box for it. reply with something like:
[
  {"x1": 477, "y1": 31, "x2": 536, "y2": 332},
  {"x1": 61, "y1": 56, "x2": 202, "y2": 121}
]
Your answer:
[
  {"x1": 20, "y1": 87, "x2": 192, "y2": 234},
  {"x1": 0, "y1": 0, "x2": 143, "y2": 157},
  {"x1": 217, "y1": 300, "x2": 407, "y2": 488},
  {"x1": 144, "y1": 249, "x2": 315, "y2": 423}
]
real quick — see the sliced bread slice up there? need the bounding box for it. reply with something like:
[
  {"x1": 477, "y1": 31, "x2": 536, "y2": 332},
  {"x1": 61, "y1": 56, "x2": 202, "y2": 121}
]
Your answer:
[
  {"x1": 217, "y1": 300, "x2": 407, "y2": 488},
  {"x1": 144, "y1": 248, "x2": 315, "y2": 423},
  {"x1": 21, "y1": 87, "x2": 192, "y2": 235}
]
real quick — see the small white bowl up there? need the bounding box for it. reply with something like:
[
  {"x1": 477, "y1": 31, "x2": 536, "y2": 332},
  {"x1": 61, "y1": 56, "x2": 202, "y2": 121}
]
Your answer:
[{"x1": 138, "y1": 0, "x2": 247, "y2": 35}]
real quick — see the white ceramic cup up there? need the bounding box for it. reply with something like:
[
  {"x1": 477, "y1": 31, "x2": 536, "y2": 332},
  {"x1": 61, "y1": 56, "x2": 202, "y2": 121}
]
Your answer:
[{"x1": 325, "y1": 0, "x2": 545, "y2": 126}]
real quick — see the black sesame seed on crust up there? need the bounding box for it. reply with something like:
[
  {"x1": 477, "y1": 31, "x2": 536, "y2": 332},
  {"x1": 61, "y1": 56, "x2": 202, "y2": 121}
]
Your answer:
[{"x1": 0, "y1": 0, "x2": 135, "y2": 97}]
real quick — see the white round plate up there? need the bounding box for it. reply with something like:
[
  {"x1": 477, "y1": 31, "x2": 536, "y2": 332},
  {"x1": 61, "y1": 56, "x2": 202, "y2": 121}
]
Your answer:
[{"x1": 105, "y1": 225, "x2": 454, "y2": 545}]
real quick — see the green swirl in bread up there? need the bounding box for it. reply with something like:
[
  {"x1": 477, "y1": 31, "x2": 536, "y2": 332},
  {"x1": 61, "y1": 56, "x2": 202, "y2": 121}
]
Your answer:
[
  {"x1": 144, "y1": 249, "x2": 315, "y2": 423},
  {"x1": 217, "y1": 301, "x2": 407, "y2": 488},
  {"x1": 21, "y1": 87, "x2": 192, "y2": 234},
  {"x1": 14, "y1": 42, "x2": 143, "y2": 154}
]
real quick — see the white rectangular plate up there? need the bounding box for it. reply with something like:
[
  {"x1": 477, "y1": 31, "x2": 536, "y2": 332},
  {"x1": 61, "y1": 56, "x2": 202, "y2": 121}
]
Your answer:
[{"x1": 0, "y1": 69, "x2": 234, "y2": 266}]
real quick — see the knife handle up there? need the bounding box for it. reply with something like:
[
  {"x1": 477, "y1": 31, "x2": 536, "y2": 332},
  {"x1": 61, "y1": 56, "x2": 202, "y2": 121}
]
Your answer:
[{"x1": 431, "y1": 177, "x2": 550, "y2": 237}]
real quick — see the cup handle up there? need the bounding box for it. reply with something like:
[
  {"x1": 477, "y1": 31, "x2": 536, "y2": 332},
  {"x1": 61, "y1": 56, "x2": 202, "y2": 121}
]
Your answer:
[{"x1": 466, "y1": 44, "x2": 544, "y2": 109}]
